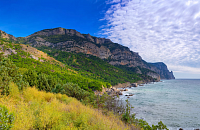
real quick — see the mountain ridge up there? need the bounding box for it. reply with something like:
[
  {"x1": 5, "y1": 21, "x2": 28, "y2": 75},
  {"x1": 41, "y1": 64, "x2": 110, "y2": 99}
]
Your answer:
[{"x1": 0, "y1": 28, "x2": 175, "y2": 80}]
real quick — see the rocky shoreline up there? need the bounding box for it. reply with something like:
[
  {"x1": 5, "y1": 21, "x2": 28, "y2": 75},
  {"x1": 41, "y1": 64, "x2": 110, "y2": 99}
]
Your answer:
[
  {"x1": 94, "y1": 81, "x2": 156, "y2": 96},
  {"x1": 94, "y1": 82, "x2": 138, "y2": 96},
  {"x1": 99, "y1": 80, "x2": 199, "y2": 130}
]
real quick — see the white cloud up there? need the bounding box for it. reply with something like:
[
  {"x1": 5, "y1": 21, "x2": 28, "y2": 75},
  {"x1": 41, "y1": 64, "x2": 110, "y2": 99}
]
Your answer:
[
  {"x1": 168, "y1": 65, "x2": 200, "y2": 74},
  {"x1": 100, "y1": 0, "x2": 200, "y2": 77}
]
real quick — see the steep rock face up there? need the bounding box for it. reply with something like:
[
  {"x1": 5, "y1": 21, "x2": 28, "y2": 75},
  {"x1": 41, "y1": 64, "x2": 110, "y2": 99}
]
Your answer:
[
  {"x1": 27, "y1": 27, "x2": 85, "y2": 39},
  {"x1": 146, "y1": 72, "x2": 161, "y2": 81},
  {"x1": 86, "y1": 34, "x2": 95, "y2": 42},
  {"x1": 109, "y1": 48, "x2": 146, "y2": 67},
  {"x1": 20, "y1": 28, "x2": 174, "y2": 79},
  {"x1": 150, "y1": 62, "x2": 175, "y2": 79},
  {"x1": 1, "y1": 28, "x2": 175, "y2": 80}
]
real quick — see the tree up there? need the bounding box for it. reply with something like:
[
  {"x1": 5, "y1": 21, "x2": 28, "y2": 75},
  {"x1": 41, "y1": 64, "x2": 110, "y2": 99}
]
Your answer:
[
  {"x1": 62, "y1": 83, "x2": 91, "y2": 101},
  {"x1": 37, "y1": 74, "x2": 51, "y2": 92},
  {"x1": 88, "y1": 81, "x2": 102, "y2": 91},
  {"x1": 23, "y1": 69, "x2": 38, "y2": 87},
  {"x1": 47, "y1": 75, "x2": 57, "y2": 90},
  {"x1": 0, "y1": 57, "x2": 28, "y2": 95},
  {"x1": 51, "y1": 84, "x2": 65, "y2": 94}
]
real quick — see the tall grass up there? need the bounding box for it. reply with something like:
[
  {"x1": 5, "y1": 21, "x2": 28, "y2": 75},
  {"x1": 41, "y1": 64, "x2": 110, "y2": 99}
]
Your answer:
[{"x1": 0, "y1": 83, "x2": 133, "y2": 130}]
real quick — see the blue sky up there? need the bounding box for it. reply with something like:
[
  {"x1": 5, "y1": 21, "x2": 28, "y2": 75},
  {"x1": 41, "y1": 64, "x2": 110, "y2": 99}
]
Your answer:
[
  {"x1": 1, "y1": 0, "x2": 200, "y2": 79},
  {"x1": 0, "y1": 0, "x2": 109, "y2": 37}
]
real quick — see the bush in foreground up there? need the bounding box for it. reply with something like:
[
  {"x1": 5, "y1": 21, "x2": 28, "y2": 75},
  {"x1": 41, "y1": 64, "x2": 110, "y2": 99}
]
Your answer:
[
  {"x1": 0, "y1": 83, "x2": 133, "y2": 130},
  {"x1": 0, "y1": 105, "x2": 15, "y2": 130}
]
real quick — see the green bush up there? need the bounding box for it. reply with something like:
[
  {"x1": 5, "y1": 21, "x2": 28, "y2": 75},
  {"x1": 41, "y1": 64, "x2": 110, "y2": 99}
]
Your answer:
[
  {"x1": 88, "y1": 81, "x2": 102, "y2": 91},
  {"x1": 37, "y1": 74, "x2": 51, "y2": 92},
  {"x1": 0, "y1": 57, "x2": 28, "y2": 95},
  {"x1": 0, "y1": 105, "x2": 15, "y2": 130},
  {"x1": 62, "y1": 83, "x2": 91, "y2": 101},
  {"x1": 122, "y1": 99, "x2": 134, "y2": 124},
  {"x1": 47, "y1": 75, "x2": 57, "y2": 90},
  {"x1": 23, "y1": 69, "x2": 38, "y2": 87},
  {"x1": 51, "y1": 84, "x2": 65, "y2": 94}
]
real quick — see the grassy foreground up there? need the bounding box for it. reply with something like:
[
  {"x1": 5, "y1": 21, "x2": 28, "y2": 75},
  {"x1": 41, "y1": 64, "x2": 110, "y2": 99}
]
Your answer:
[{"x1": 0, "y1": 83, "x2": 133, "y2": 130}]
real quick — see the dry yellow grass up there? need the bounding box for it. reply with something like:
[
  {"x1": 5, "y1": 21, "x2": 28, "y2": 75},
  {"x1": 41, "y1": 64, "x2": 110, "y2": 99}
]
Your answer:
[{"x1": 0, "y1": 83, "x2": 135, "y2": 130}]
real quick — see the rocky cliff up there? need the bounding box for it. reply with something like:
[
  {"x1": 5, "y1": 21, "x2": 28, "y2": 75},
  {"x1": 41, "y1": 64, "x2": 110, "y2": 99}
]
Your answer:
[
  {"x1": 149, "y1": 62, "x2": 175, "y2": 79},
  {"x1": 0, "y1": 28, "x2": 175, "y2": 80}
]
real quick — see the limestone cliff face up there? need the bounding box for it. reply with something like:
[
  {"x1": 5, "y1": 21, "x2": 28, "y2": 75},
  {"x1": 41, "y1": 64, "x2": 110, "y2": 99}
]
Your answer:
[
  {"x1": 149, "y1": 62, "x2": 175, "y2": 79},
  {"x1": 21, "y1": 28, "x2": 174, "y2": 80},
  {"x1": 27, "y1": 27, "x2": 85, "y2": 39},
  {"x1": 1, "y1": 28, "x2": 175, "y2": 80},
  {"x1": 23, "y1": 28, "x2": 113, "y2": 59},
  {"x1": 146, "y1": 72, "x2": 161, "y2": 81}
]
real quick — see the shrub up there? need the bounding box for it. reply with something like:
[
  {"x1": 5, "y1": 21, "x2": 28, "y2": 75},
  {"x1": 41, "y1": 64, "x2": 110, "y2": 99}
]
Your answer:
[
  {"x1": 88, "y1": 81, "x2": 102, "y2": 91},
  {"x1": 47, "y1": 75, "x2": 57, "y2": 90},
  {"x1": 0, "y1": 86, "x2": 131, "y2": 130},
  {"x1": 51, "y1": 84, "x2": 65, "y2": 94},
  {"x1": 0, "y1": 105, "x2": 15, "y2": 130},
  {"x1": 96, "y1": 93, "x2": 125, "y2": 115},
  {"x1": 0, "y1": 58, "x2": 28, "y2": 95},
  {"x1": 122, "y1": 99, "x2": 134, "y2": 124},
  {"x1": 62, "y1": 83, "x2": 91, "y2": 101},
  {"x1": 37, "y1": 73, "x2": 51, "y2": 92},
  {"x1": 23, "y1": 69, "x2": 38, "y2": 87}
]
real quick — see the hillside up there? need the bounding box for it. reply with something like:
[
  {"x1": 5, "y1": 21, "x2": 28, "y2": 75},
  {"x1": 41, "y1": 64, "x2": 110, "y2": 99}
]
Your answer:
[
  {"x1": 15, "y1": 27, "x2": 175, "y2": 80},
  {"x1": 0, "y1": 30, "x2": 161, "y2": 86},
  {"x1": 0, "y1": 37, "x2": 110, "y2": 91},
  {"x1": 0, "y1": 30, "x2": 169, "y2": 130},
  {"x1": 0, "y1": 34, "x2": 157, "y2": 92},
  {"x1": 37, "y1": 46, "x2": 159, "y2": 84}
]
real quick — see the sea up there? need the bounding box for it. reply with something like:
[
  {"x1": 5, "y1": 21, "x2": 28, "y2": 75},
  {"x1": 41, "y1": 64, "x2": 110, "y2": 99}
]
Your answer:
[{"x1": 120, "y1": 79, "x2": 200, "y2": 130}]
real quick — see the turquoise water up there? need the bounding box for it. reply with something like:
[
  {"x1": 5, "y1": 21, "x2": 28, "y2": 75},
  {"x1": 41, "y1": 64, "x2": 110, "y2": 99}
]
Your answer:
[{"x1": 120, "y1": 79, "x2": 200, "y2": 130}]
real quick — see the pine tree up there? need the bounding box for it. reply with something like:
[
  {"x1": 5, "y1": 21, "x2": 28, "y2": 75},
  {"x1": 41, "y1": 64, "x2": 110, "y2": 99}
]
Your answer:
[
  {"x1": 0, "y1": 57, "x2": 28, "y2": 95},
  {"x1": 47, "y1": 75, "x2": 57, "y2": 90},
  {"x1": 37, "y1": 74, "x2": 51, "y2": 92},
  {"x1": 23, "y1": 69, "x2": 38, "y2": 87}
]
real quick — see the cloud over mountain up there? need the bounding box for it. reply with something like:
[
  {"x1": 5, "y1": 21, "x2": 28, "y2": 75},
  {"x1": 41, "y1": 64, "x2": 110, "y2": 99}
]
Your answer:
[{"x1": 100, "y1": 0, "x2": 200, "y2": 77}]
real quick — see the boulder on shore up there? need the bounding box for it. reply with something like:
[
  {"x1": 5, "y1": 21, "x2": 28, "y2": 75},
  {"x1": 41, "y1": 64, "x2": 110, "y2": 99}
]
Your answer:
[
  {"x1": 125, "y1": 94, "x2": 134, "y2": 96},
  {"x1": 124, "y1": 89, "x2": 128, "y2": 91},
  {"x1": 131, "y1": 83, "x2": 138, "y2": 87}
]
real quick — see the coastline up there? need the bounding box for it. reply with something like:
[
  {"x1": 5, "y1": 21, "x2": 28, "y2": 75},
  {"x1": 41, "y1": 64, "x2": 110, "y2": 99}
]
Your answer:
[
  {"x1": 117, "y1": 79, "x2": 200, "y2": 130},
  {"x1": 106, "y1": 80, "x2": 160, "y2": 97},
  {"x1": 94, "y1": 80, "x2": 160, "y2": 97}
]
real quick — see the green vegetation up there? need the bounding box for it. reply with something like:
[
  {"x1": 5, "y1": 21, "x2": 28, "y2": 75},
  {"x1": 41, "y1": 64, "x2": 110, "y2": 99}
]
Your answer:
[
  {"x1": 0, "y1": 37, "x2": 168, "y2": 130},
  {"x1": 0, "y1": 84, "x2": 132, "y2": 130},
  {"x1": 0, "y1": 105, "x2": 15, "y2": 130},
  {"x1": 37, "y1": 46, "x2": 142, "y2": 85},
  {"x1": 0, "y1": 54, "x2": 28, "y2": 95},
  {"x1": 8, "y1": 46, "x2": 108, "y2": 91},
  {"x1": 1, "y1": 38, "x2": 107, "y2": 92},
  {"x1": 62, "y1": 83, "x2": 91, "y2": 101},
  {"x1": 116, "y1": 65, "x2": 158, "y2": 82}
]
